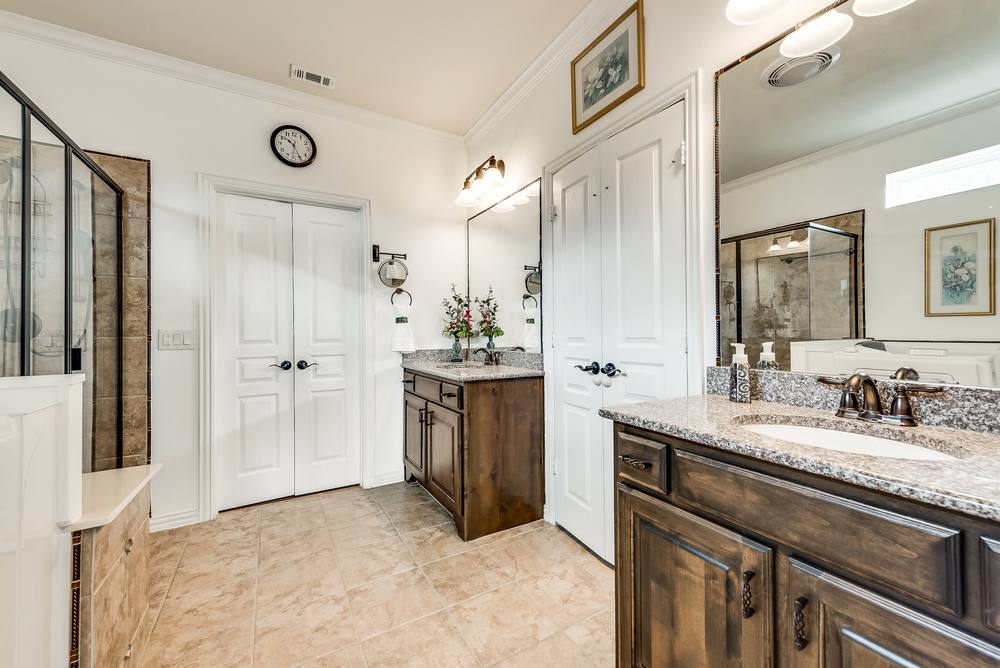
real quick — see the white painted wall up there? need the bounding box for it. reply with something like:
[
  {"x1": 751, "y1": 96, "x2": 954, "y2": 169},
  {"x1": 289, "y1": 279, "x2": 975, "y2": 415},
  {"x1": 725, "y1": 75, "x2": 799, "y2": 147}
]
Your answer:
[
  {"x1": 722, "y1": 102, "x2": 1000, "y2": 341},
  {"x1": 463, "y1": 0, "x2": 837, "y2": 374},
  {"x1": 0, "y1": 14, "x2": 469, "y2": 527}
]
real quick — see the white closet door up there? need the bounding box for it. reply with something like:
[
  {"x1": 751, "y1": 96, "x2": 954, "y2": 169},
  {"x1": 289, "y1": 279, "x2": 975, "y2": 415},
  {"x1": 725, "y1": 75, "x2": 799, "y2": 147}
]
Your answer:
[
  {"x1": 216, "y1": 194, "x2": 295, "y2": 510},
  {"x1": 599, "y1": 100, "x2": 689, "y2": 555},
  {"x1": 551, "y1": 146, "x2": 607, "y2": 557},
  {"x1": 291, "y1": 204, "x2": 362, "y2": 494}
]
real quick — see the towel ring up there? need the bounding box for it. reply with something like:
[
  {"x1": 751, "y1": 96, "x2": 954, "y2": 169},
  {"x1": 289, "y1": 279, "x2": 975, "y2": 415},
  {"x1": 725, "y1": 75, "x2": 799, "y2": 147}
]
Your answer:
[
  {"x1": 522, "y1": 294, "x2": 538, "y2": 309},
  {"x1": 391, "y1": 288, "x2": 412, "y2": 306}
]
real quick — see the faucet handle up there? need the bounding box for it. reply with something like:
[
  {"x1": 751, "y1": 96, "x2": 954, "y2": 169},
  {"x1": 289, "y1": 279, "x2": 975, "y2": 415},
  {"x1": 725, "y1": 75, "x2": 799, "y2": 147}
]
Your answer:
[
  {"x1": 899, "y1": 383, "x2": 945, "y2": 394},
  {"x1": 817, "y1": 376, "x2": 847, "y2": 387},
  {"x1": 885, "y1": 384, "x2": 944, "y2": 427}
]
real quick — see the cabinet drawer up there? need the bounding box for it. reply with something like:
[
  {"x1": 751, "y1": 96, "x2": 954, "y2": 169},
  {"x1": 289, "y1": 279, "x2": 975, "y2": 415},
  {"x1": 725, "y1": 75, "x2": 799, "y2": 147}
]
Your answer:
[
  {"x1": 403, "y1": 372, "x2": 416, "y2": 391},
  {"x1": 439, "y1": 382, "x2": 462, "y2": 410},
  {"x1": 616, "y1": 433, "x2": 669, "y2": 496},
  {"x1": 674, "y1": 449, "x2": 963, "y2": 615},
  {"x1": 413, "y1": 375, "x2": 441, "y2": 403}
]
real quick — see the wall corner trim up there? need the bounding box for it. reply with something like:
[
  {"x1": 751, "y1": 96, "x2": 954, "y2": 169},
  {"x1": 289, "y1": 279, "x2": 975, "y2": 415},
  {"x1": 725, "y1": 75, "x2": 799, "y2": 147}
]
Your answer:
[
  {"x1": 0, "y1": 9, "x2": 466, "y2": 149},
  {"x1": 462, "y1": 0, "x2": 625, "y2": 149}
]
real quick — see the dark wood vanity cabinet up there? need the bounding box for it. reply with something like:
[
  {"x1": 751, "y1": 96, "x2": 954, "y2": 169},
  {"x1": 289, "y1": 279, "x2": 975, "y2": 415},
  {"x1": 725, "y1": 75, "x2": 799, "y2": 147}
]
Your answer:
[
  {"x1": 613, "y1": 423, "x2": 1000, "y2": 668},
  {"x1": 403, "y1": 370, "x2": 543, "y2": 541}
]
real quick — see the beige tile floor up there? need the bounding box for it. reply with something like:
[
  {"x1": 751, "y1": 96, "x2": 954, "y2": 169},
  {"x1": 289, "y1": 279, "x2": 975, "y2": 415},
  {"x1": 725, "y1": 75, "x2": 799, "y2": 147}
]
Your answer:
[{"x1": 141, "y1": 483, "x2": 616, "y2": 668}]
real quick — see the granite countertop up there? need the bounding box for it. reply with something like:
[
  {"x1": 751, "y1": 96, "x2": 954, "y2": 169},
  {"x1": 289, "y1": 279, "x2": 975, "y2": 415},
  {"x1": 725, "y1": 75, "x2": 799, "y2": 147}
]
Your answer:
[
  {"x1": 599, "y1": 394, "x2": 1000, "y2": 522},
  {"x1": 403, "y1": 361, "x2": 544, "y2": 383}
]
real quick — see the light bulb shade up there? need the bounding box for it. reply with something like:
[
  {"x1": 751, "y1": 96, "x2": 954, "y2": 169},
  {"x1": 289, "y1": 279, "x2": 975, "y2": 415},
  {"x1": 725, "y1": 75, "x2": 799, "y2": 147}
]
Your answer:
[
  {"x1": 852, "y1": 0, "x2": 918, "y2": 16},
  {"x1": 455, "y1": 188, "x2": 479, "y2": 207},
  {"x1": 780, "y1": 10, "x2": 853, "y2": 58},
  {"x1": 768, "y1": 239, "x2": 782, "y2": 252},
  {"x1": 523, "y1": 181, "x2": 540, "y2": 197},
  {"x1": 726, "y1": 0, "x2": 796, "y2": 25},
  {"x1": 493, "y1": 201, "x2": 515, "y2": 213},
  {"x1": 510, "y1": 192, "x2": 530, "y2": 206},
  {"x1": 471, "y1": 178, "x2": 492, "y2": 198}
]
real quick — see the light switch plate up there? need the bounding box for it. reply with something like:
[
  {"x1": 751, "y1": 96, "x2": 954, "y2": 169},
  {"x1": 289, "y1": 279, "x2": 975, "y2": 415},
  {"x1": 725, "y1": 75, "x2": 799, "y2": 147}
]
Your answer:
[{"x1": 158, "y1": 329, "x2": 196, "y2": 350}]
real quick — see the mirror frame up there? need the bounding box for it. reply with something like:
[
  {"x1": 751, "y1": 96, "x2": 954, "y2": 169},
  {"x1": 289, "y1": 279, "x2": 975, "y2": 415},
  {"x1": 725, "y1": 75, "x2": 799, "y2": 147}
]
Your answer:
[{"x1": 714, "y1": 0, "x2": 857, "y2": 366}]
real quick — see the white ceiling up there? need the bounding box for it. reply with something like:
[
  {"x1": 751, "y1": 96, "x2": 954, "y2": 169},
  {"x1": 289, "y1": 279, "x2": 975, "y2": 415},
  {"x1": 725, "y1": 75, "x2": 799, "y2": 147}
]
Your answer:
[
  {"x1": 720, "y1": 0, "x2": 1000, "y2": 182},
  {"x1": 0, "y1": 0, "x2": 591, "y2": 135}
]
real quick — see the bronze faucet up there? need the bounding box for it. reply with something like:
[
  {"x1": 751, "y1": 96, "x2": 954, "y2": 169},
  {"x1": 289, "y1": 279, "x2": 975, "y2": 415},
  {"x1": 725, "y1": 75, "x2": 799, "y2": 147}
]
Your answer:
[
  {"x1": 818, "y1": 373, "x2": 943, "y2": 427},
  {"x1": 474, "y1": 348, "x2": 501, "y2": 365}
]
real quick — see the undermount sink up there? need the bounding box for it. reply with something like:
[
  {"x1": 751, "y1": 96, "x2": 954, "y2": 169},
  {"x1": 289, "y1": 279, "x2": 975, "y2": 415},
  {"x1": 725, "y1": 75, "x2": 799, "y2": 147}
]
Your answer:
[
  {"x1": 740, "y1": 423, "x2": 957, "y2": 461},
  {"x1": 438, "y1": 363, "x2": 486, "y2": 370}
]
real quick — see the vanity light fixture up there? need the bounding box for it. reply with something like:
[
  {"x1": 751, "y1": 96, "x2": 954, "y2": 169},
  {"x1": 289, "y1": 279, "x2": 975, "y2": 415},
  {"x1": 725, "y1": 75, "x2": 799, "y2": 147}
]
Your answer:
[
  {"x1": 522, "y1": 181, "x2": 540, "y2": 197},
  {"x1": 768, "y1": 238, "x2": 782, "y2": 252},
  {"x1": 510, "y1": 191, "x2": 531, "y2": 206},
  {"x1": 455, "y1": 156, "x2": 506, "y2": 208},
  {"x1": 853, "y1": 0, "x2": 919, "y2": 17},
  {"x1": 493, "y1": 201, "x2": 515, "y2": 213},
  {"x1": 726, "y1": 0, "x2": 796, "y2": 25},
  {"x1": 780, "y1": 10, "x2": 853, "y2": 58}
]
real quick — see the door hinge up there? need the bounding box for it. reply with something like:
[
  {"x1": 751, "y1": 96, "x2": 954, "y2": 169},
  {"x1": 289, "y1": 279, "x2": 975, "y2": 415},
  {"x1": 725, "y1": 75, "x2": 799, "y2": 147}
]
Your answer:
[
  {"x1": 680, "y1": 140, "x2": 687, "y2": 167},
  {"x1": 548, "y1": 204, "x2": 557, "y2": 222}
]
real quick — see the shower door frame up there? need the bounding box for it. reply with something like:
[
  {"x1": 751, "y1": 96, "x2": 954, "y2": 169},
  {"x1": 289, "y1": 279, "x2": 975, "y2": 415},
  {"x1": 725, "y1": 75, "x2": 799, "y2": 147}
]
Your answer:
[
  {"x1": 722, "y1": 221, "x2": 860, "y2": 348},
  {"x1": 0, "y1": 68, "x2": 126, "y2": 461}
]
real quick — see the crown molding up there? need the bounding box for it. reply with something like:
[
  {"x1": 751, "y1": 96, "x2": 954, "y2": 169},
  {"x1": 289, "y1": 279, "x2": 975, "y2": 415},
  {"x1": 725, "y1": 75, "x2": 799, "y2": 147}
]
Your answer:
[
  {"x1": 722, "y1": 88, "x2": 1000, "y2": 194},
  {"x1": 463, "y1": 0, "x2": 625, "y2": 149},
  {"x1": 0, "y1": 10, "x2": 466, "y2": 149}
]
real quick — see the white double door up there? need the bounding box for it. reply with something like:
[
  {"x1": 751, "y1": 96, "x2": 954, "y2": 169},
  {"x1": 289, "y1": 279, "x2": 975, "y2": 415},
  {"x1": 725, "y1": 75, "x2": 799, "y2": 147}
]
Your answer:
[
  {"x1": 551, "y1": 101, "x2": 688, "y2": 562},
  {"x1": 215, "y1": 194, "x2": 362, "y2": 511}
]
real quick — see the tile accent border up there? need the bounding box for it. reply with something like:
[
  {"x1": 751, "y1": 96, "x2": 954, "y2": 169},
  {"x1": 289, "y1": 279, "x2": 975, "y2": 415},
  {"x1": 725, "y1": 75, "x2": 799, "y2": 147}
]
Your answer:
[{"x1": 707, "y1": 366, "x2": 1000, "y2": 435}]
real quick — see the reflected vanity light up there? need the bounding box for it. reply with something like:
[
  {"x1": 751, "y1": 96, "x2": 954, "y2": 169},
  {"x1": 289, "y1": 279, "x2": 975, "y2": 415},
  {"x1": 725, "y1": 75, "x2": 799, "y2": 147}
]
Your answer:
[
  {"x1": 522, "y1": 181, "x2": 540, "y2": 197},
  {"x1": 726, "y1": 0, "x2": 796, "y2": 25},
  {"x1": 853, "y1": 0, "x2": 919, "y2": 17},
  {"x1": 780, "y1": 10, "x2": 853, "y2": 58},
  {"x1": 493, "y1": 201, "x2": 515, "y2": 213},
  {"x1": 510, "y1": 192, "x2": 530, "y2": 206}
]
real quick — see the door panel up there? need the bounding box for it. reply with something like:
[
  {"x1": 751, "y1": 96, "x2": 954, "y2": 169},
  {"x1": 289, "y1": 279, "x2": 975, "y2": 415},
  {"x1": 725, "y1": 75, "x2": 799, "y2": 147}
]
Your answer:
[
  {"x1": 427, "y1": 406, "x2": 461, "y2": 514},
  {"x1": 292, "y1": 204, "x2": 362, "y2": 495},
  {"x1": 404, "y1": 393, "x2": 426, "y2": 483},
  {"x1": 551, "y1": 147, "x2": 607, "y2": 558},
  {"x1": 216, "y1": 194, "x2": 295, "y2": 510},
  {"x1": 617, "y1": 485, "x2": 774, "y2": 668},
  {"x1": 787, "y1": 557, "x2": 1000, "y2": 668}
]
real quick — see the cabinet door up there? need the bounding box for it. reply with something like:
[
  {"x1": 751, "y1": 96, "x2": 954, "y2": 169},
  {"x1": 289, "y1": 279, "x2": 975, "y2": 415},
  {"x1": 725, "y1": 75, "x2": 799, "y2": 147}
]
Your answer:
[
  {"x1": 617, "y1": 484, "x2": 774, "y2": 668},
  {"x1": 786, "y1": 557, "x2": 1000, "y2": 668},
  {"x1": 404, "y1": 393, "x2": 426, "y2": 484},
  {"x1": 426, "y1": 405, "x2": 462, "y2": 515}
]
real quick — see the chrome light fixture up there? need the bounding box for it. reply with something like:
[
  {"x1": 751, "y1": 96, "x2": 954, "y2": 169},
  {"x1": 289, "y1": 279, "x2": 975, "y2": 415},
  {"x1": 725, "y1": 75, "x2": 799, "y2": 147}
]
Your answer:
[
  {"x1": 455, "y1": 156, "x2": 505, "y2": 208},
  {"x1": 726, "y1": 0, "x2": 796, "y2": 25},
  {"x1": 853, "y1": 0, "x2": 918, "y2": 17},
  {"x1": 780, "y1": 9, "x2": 853, "y2": 58}
]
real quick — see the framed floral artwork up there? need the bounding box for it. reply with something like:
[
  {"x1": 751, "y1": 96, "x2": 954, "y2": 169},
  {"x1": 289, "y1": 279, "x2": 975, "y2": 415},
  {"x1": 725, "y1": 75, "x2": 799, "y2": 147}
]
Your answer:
[
  {"x1": 925, "y1": 218, "x2": 995, "y2": 317},
  {"x1": 570, "y1": 0, "x2": 644, "y2": 135}
]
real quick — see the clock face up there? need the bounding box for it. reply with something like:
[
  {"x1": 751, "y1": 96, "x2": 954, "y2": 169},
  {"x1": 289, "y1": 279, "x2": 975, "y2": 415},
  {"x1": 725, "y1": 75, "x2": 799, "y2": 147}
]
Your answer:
[{"x1": 270, "y1": 125, "x2": 316, "y2": 167}]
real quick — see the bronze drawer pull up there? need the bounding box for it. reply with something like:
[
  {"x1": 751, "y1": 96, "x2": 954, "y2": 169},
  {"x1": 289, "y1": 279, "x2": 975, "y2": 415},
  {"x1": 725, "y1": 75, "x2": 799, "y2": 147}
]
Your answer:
[
  {"x1": 418, "y1": 409, "x2": 426, "y2": 424},
  {"x1": 741, "y1": 571, "x2": 756, "y2": 619},
  {"x1": 618, "y1": 455, "x2": 652, "y2": 470},
  {"x1": 793, "y1": 597, "x2": 809, "y2": 650},
  {"x1": 441, "y1": 392, "x2": 458, "y2": 399},
  {"x1": 403, "y1": 379, "x2": 414, "y2": 385}
]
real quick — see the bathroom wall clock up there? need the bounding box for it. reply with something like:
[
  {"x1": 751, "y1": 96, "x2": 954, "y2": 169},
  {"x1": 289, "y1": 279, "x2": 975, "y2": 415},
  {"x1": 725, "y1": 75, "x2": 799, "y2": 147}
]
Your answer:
[{"x1": 270, "y1": 125, "x2": 316, "y2": 167}]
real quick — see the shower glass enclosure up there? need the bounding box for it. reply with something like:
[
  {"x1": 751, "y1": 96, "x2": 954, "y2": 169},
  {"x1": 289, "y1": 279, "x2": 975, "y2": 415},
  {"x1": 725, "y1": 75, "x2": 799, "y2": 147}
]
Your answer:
[
  {"x1": 0, "y1": 70, "x2": 124, "y2": 471},
  {"x1": 721, "y1": 222, "x2": 859, "y2": 369}
]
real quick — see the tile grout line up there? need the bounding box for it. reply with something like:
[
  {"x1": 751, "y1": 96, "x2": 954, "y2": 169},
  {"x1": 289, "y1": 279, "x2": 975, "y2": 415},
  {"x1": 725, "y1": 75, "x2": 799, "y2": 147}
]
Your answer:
[
  {"x1": 249, "y1": 508, "x2": 261, "y2": 668},
  {"x1": 143, "y1": 524, "x2": 193, "y2": 649}
]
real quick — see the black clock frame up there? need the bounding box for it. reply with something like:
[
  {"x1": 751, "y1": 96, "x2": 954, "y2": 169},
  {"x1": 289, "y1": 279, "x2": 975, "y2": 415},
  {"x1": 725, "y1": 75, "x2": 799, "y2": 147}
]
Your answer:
[{"x1": 270, "y1": 125, "x2": 317, "y2": 168}]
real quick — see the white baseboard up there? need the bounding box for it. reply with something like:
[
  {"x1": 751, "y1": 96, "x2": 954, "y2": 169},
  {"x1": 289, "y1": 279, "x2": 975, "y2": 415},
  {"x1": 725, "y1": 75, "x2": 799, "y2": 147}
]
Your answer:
[
  {"x1": 370, "y1": 470, "x2": 405, "y2": 489},
  {"x1": 150, "y1": 509, "x2": 201, "y2": 533}
]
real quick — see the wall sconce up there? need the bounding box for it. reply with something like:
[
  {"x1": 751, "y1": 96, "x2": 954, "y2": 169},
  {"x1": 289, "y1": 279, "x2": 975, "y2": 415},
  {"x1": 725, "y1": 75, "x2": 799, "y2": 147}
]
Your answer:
[{"x1": 455, "y1": 155, "x2": 505, "y2": 208}]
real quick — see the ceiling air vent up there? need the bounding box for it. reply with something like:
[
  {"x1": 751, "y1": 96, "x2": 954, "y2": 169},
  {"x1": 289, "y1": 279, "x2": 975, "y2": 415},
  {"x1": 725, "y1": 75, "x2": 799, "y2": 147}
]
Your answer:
[
  {"x1": 290, "y1": 64, "x2": 336, "y2": 90},
  {"x1": 760, "y1": 46, "x2": 841, "y2": 89}
]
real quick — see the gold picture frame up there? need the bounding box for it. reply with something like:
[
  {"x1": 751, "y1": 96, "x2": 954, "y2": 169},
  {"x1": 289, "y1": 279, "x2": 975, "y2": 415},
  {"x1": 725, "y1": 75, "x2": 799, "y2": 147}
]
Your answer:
[
  {"x1": 925, "y1": 218, "x2": 996, "y2": 317},
  {"x1": 571, "y1": 0, "x2": 645, "y2": 135}
]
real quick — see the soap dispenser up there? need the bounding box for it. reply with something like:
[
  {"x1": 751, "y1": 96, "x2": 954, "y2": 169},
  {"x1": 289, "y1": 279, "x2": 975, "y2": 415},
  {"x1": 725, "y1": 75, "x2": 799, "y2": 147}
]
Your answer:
[
  {"x1": 730, "y1": 343, "x2": 751, "y2": 404},
  {"x1": 758, "y1": 342, "x2": 779, "y2": 370}
]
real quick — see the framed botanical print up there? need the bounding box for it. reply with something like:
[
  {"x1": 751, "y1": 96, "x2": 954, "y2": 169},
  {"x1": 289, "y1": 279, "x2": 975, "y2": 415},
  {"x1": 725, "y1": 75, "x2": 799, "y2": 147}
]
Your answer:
[
  {"x1": 571, "y1": 0, "x2": 645, "y2": 135},
  {"x1": 925, "y1": 218, "x2": 995, "y2": 317}
]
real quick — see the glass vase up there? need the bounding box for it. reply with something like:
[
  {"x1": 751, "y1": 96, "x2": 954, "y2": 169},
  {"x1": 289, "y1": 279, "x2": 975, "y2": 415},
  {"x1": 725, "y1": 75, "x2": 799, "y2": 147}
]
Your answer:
[{"x1": 451, "y1": 336, "x2": 463, "y2": 363}]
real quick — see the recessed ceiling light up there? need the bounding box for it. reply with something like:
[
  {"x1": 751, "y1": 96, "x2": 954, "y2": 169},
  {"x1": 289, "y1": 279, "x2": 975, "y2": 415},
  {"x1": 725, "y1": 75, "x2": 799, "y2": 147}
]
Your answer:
[
  {"x1": 853, "y1": 0, "x2": 919, "y2": 17},
  {"x1": 726, "y1": 0, "x2": 797, "y2": 25},
  {"x1": 780, "y1": 10, "x2": 853, "y2": 58}
]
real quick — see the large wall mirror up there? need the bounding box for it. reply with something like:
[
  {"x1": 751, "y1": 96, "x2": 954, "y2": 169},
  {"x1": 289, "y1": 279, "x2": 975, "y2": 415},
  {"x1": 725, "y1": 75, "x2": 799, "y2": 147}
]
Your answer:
[
  {"x1": 468, "y1": 179, "x2": 542, "y2": 354},
  {"x1": 717, "y1": 0, "x2": 1000, "y2": 389}
]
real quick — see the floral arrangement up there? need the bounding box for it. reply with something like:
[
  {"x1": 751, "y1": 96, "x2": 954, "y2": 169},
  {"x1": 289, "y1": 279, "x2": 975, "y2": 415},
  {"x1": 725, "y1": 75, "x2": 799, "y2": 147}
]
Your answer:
[
  {"x1": 442, "y1": 284, "x2": 477, "y2": 339},
  {"x1": 941, "y1": 244, "x2": 978, "y2": 306},
  {"x1": 475, "y1": 287, "x2": 504, "y2": 340}
]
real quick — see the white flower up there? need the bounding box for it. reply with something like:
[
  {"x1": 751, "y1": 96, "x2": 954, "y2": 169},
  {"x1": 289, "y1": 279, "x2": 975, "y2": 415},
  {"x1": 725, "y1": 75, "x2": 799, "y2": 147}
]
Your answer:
[
  {"x1": 607, "y1": 65, "x2": 622, "y2": 85},
  {"x1": 585, "y1": 68, "x2": 604, "y2": 98},
  {"x1": 955, "y1": 268, "x2": 969, "y2": 280}
]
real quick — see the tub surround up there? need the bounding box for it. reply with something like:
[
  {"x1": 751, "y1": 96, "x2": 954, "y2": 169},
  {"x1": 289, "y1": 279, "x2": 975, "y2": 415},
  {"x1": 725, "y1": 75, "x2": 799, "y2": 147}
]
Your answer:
[
  {"x1": 64, "y1": 464, "x2": 162, "y2": 532},
  {"x1": 402, "y1": 360, "x2": 544, "y2": 383},
  {"x1": 707, "y1": 365, "x2": 1000, "y2": 435},
  {"x1": 599, "y1": 394, "x2": 1000, "y2": 521}
]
